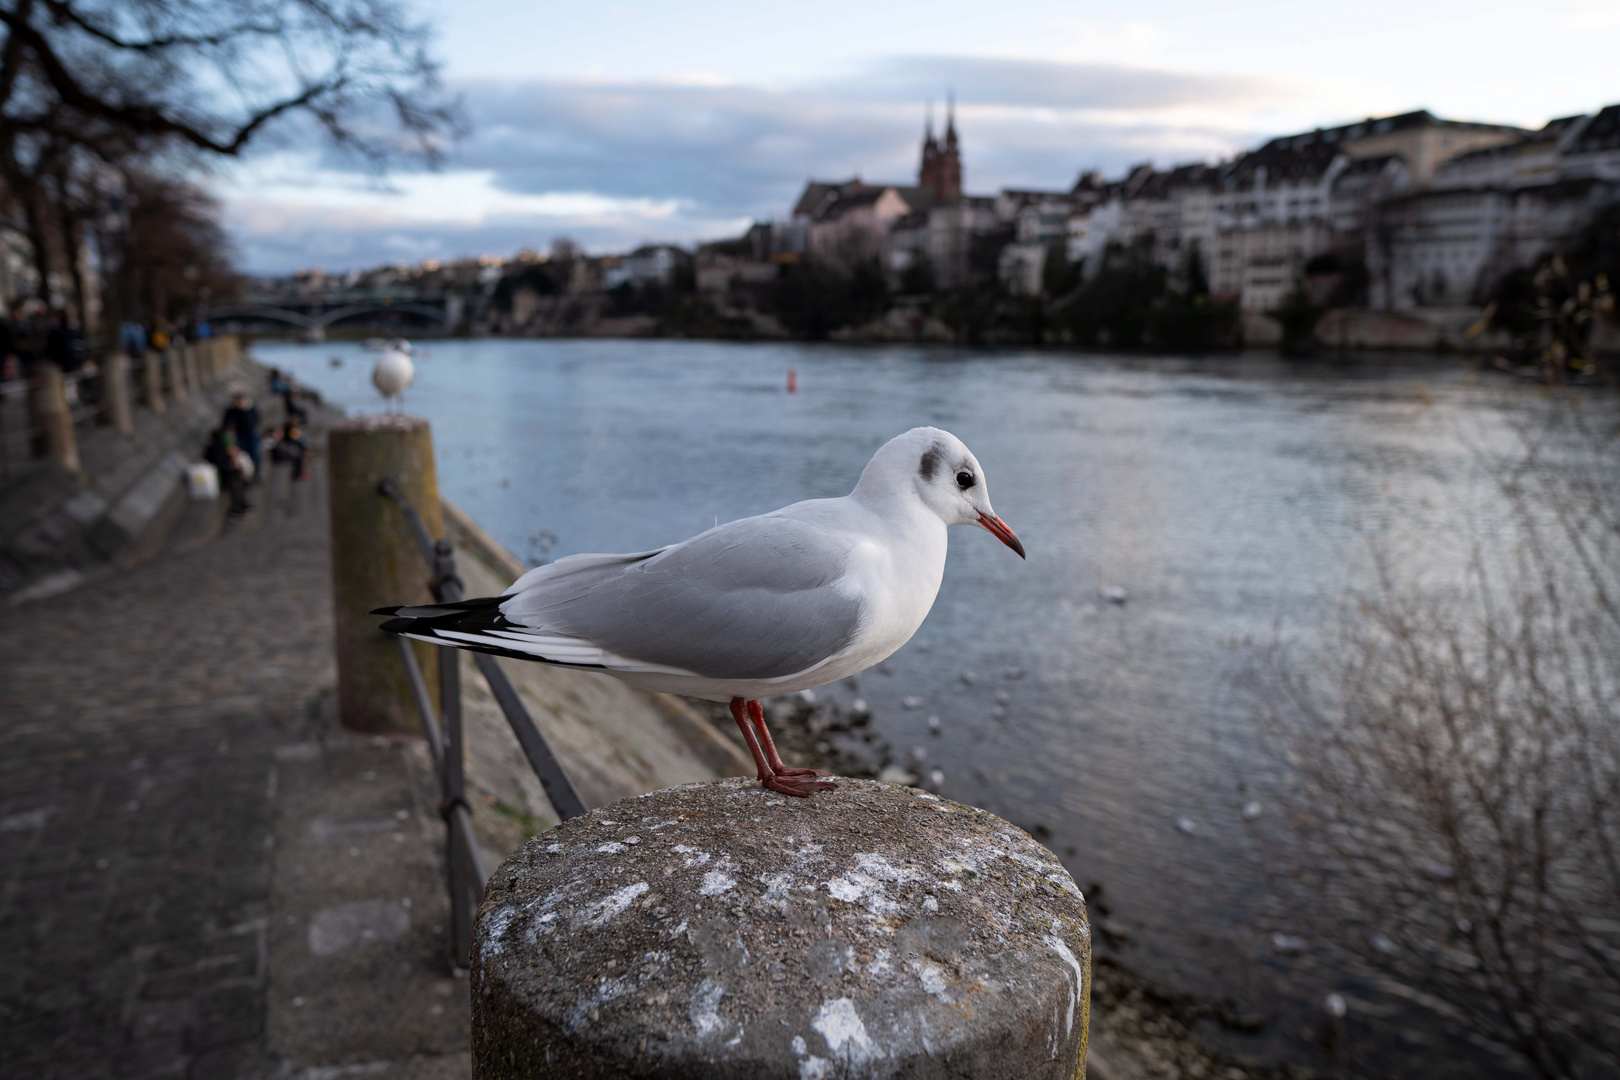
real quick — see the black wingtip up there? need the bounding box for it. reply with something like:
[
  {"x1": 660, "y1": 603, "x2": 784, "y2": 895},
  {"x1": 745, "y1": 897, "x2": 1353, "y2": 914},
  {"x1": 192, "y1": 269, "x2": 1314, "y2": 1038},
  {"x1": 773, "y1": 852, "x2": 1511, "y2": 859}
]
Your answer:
[
  {"x1": 371, "y1": 605, "x2": 402, "y2": 616},
  {"x1": 378, "y1": 617, "x2": 420, "y2": 636}
]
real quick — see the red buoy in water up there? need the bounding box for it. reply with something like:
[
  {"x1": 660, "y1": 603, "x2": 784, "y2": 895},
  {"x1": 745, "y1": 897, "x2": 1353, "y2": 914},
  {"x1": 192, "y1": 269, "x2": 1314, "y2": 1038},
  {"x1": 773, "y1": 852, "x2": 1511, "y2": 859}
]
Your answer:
[{"x1": 787, "y1": 368, "x2": 798, "y2": 393}]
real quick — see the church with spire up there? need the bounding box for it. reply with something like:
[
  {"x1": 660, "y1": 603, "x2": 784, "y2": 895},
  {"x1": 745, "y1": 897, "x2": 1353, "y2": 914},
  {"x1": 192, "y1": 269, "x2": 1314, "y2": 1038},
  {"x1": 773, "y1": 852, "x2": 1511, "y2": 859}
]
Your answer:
[
  {"x1": 788, "y1": 95, "x2": 991, "y2": 281},
  {"x1": 917, "y1": 97, "x2": 963, "y2": 203}
]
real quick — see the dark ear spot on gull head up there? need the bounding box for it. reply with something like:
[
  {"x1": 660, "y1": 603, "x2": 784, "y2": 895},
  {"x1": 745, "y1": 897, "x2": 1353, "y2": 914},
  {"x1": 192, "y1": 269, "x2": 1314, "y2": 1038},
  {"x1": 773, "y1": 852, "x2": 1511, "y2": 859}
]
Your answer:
[{"x1": 918, "y1": 443, "x2": 946, "y2": 481}]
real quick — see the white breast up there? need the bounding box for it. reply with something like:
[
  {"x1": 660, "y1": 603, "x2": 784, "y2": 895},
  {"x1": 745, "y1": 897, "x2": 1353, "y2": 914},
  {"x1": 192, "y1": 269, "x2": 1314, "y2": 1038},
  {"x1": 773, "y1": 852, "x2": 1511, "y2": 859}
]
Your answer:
[{"x1": 826, "y1": 507, "x2": 949, "y2": 678}]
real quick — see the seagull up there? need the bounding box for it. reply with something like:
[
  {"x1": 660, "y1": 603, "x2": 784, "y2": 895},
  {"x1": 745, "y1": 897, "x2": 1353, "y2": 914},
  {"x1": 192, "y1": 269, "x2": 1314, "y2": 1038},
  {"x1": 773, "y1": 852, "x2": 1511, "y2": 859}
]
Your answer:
[
  {"x1": 372, "y1": 348, "x2": 414, "y2": 411},
  {"x1": 374, "y1": 427, "x2": 1025, "y2": 797}
]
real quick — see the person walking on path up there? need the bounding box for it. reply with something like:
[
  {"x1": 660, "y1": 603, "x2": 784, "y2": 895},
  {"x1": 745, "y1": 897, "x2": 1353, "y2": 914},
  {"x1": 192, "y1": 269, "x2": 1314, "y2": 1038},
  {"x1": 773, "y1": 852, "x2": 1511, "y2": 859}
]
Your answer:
[
  {"x1": 223, "y1": 392, "x2": 263, "y2": 480},
  {"x1": 204, "y1": 426, "x2": 252, "y2": 518}
]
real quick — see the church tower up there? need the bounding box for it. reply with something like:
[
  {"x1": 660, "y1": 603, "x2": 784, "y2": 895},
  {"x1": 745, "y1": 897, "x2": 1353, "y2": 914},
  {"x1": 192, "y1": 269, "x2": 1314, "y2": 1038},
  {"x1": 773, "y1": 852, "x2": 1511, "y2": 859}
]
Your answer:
[{"x1": 917, "y1": 96, "x2": 962, "y2": 203}]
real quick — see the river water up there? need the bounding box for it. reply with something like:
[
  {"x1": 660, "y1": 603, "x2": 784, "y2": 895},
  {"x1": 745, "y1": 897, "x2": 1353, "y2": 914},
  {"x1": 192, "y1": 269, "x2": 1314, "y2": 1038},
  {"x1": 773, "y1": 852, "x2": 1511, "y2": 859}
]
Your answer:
[{"x1": 258, "y1": 337, "x2": 1567, "y2": 1075}]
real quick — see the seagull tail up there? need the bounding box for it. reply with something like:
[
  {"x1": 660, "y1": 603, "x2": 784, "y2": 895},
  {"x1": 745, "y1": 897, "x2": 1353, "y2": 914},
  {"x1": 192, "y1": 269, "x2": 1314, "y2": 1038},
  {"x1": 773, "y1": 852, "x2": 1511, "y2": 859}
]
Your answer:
[
  {"x1": 371, "y1": 594, "x2": 608, "y2": 669},
  {"x1": 372, "y1": 593, "x2": 506, "y2": 637},
  {"x1": 370, "y1": 594, "x2": 505, "y2": 621}
]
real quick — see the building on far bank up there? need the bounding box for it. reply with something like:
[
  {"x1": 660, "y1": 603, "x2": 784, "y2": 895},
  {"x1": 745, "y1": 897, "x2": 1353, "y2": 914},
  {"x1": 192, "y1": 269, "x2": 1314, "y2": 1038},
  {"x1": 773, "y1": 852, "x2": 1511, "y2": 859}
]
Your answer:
[
  {"x1": 603, "y1": 245, "x2": 682, "y2": 290},
  {"x1": 1366, "y1": 105, "x2": 1620, "y2": 309}
]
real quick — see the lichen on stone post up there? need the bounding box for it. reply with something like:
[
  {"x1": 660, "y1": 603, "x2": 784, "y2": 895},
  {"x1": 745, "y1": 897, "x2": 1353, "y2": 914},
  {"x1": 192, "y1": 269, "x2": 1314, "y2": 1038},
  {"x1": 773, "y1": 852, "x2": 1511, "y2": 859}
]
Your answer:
[{"x1": 471, "y1": 778, "x2": 1091, "y2": 1079}]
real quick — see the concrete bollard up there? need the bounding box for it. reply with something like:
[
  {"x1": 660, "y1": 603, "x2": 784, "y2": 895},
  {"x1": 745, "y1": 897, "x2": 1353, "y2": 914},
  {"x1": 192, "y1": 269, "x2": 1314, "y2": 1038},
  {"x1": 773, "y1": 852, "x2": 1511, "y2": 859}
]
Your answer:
[
  {"x1": 140, "y1": 349, "x2": 165, "y2": 414},
  {"x1": 165, "y1": 347, "x2": 189, "y2": 404},
  {"x1": 30, "y1": 362, "x2": 81, "y2": 475},
  {"x1": 196, "y1": 340, "x2": 214, "y2": 383},
  {"x1": 472, "y1": 779, "x2": 1092, "y2": 1079},
  {"x1": 103, "y1": 353, "x2": 135, "y2": 436},
  {"x1": 215, "y1": 335, "x2": 237, "y2": 376},
  {"x1": 182, "y1": 344, "x2": 199, "y2": 389},
  {"x1": 327, "y1": 414, "x2": 444, "y2": 733}
]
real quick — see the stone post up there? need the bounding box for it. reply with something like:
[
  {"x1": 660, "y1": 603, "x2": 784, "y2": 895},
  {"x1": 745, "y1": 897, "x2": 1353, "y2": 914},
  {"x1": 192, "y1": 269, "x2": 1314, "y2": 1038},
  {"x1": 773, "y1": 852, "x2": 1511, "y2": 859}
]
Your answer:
[
  {"x1": 165, "y1": 347, "x2": 189, "y2": 404},
  {"x1": 327, "y1": 414, "x2": 444, "y2": 733},
  {"x1": 103, "y1": 353, "x2": 135, "y2": 436},
  {"x1": 140, "y1": 349, "x2": 165, "y2": 414},
  {"x1": 216, "y1": 335, "x2": 237, "y2": 376},
  {"x1": 196, "y1": 340, "x2": 214, "y2": 383},
  {"x1": 472, "y1": 779, "x2": 1092, "y2": 1080},
  {"x1": 30, "y1": 362, "x2": 81, "y2": 475},
  {"x1": 183, "y1": 344, "x2": 201, "y2": 388}
]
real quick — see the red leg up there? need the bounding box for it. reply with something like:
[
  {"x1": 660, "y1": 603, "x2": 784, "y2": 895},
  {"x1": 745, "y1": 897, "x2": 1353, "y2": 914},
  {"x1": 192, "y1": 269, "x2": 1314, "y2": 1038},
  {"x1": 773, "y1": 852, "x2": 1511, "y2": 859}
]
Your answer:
[
  {"x1": 748, "y1": 700, "x2": 834, "y2": 779},
  {"x1": 729, "y1": 698, "x2": 834, "y2": 797},
  {"x1": 730, "y1": 697, "x2": 772, "y2": 782}
]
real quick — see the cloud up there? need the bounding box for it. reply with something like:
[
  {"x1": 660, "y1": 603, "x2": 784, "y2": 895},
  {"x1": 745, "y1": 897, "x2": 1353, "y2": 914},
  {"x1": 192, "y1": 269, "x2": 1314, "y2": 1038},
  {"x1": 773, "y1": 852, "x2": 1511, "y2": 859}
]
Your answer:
[
  {"x1": 1561, "y1": 0, "x2": 1620, "y2": 27},
  {"x1": 837, "y1": 55, "x2": 1297, "y2": 111},
  {"x1": 221, "y1": 55, "x2": 1325, "y2": 272}
]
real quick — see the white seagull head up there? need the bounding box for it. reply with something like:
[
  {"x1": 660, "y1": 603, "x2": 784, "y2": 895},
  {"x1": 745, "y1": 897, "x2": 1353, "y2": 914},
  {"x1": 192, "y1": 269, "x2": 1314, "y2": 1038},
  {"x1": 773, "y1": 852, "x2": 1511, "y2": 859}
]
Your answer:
[{"x1": 855, "y1": 427, "x2": 1025, "y2": 558}]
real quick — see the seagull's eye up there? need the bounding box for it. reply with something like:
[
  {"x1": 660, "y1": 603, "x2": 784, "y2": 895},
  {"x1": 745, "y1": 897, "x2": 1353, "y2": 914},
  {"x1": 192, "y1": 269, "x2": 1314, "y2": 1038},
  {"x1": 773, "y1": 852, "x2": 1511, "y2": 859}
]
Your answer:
[{"x1": 956, "y1": 470, "x2": 975, "y2": 490}]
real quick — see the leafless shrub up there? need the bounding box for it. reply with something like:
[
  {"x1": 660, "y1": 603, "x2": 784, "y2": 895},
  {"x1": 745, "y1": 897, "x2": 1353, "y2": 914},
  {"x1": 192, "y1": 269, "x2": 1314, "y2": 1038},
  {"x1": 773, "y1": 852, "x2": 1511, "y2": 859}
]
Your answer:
[{"x1": 1259, "y1": 399, "x2": 1620, "y2": 1078}]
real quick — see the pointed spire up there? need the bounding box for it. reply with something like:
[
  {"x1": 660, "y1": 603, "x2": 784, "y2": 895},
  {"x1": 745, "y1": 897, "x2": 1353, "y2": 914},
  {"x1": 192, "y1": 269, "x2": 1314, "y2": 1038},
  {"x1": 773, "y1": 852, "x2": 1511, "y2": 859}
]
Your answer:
[{"x1": 945, "y1": 88, "x2": 958, "y2": 148}]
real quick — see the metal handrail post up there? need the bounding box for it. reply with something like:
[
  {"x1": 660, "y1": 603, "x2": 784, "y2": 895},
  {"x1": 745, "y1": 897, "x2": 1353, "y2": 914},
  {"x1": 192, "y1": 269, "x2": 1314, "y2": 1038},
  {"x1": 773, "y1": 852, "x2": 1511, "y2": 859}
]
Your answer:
[
  {"x1": 396, "y1": 618, "x2": 486, "y2": 972},
  {"x1": 396, "y1": 637, "x2": 446, "y2": 767},
  {"x1": 470, "y1": 653, "x2": 588, "y2": 820},
  {"x1": 434, "y1": 537, "x2": 477, "y2": 967},
  {"x1": 378, "y1": 476, "x2": 588, "y2": 821}
]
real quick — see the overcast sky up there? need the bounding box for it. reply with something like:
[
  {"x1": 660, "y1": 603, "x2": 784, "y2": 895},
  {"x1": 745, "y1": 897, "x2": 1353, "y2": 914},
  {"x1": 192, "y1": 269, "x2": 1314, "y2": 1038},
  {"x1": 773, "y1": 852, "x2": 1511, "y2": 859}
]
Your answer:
[{"x1": 216, "y1": 0, "x2": 1620, "y2": 274}]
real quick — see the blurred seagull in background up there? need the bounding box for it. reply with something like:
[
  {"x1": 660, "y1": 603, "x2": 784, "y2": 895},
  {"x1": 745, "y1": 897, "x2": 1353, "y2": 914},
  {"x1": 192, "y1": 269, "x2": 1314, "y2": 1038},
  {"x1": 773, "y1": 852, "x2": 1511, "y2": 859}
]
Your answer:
[
  {"x1": 375, "y1": 427, "x2": 1025, "y2": 797},
  {"x1": 371, "y1": 347, "x2": 414, "y2": 411}
]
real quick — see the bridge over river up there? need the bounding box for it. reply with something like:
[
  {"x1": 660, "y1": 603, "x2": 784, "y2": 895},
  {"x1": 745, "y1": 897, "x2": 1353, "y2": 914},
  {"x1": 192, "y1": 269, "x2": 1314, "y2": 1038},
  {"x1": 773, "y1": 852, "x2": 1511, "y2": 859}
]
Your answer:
[{"x1": 211, "y1": 292, "x2": 470, "y2": 338}]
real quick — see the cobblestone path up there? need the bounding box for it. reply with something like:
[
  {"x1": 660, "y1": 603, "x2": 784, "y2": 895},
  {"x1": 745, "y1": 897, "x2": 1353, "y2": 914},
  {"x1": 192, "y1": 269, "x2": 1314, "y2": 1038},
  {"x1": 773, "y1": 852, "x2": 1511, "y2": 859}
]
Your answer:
[{"x1": 0, "y1": 476, "x2": 334, "y2": 1079}]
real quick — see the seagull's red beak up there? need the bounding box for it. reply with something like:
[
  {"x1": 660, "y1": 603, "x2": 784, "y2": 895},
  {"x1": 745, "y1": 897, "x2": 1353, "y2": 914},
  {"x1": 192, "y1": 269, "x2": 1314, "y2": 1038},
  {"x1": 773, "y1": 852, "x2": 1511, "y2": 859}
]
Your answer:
[{"x1": 977, "y1": 512, "x2": 1026, "y2": 559}]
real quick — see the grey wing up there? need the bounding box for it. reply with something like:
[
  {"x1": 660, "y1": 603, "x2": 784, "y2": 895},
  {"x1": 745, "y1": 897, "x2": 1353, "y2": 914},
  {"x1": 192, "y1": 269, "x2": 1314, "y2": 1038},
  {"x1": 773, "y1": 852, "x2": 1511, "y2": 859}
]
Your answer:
[{"x1": 498, "y1": 514, "x2": 863, "y2": 681}]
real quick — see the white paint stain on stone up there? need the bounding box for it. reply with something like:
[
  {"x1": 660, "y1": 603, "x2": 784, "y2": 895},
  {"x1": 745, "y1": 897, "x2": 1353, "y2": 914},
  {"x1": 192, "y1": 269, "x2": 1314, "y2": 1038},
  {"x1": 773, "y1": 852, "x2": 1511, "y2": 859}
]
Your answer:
[
  {"x1": 699, "y1": 869, "x2": 736, "y2": 896},
  {"x1": 673, "y1": 844, "x2": 710, "y2": 868},
  {"x1": 757, "y1": 871, "x2": 799, "y2": 913},
  {"x1": 482, "y1": 905, "x2": 518, "y2": 956},
  {"x1": 584, "y1": 881, "x2": 649, "y2": 928},
  {"x1": 595, "y1": 842, "x2": 626, "y2": 854},
  {"x1": 1046, "y1": 870, "x2": 1082, "y2": 897},
  {"x1": 1045, "y1": 934, "x2": 1084, "y2": 1044},
  {"x1": 812, "y1": 998, "x2": 878, "y2": 1065},
  {"x1": 910, "y1": 958, "x2": 951, "y2": 1000},
  {"x1": 826, "y1": 877, "x2": 865, "y2": 903},
  {"x1": 791, "y1": 1036, "x2": 831, "y2": 1079},
  {"x1": 690, "y1": 978, "x2": 726, "y2": 1039}
]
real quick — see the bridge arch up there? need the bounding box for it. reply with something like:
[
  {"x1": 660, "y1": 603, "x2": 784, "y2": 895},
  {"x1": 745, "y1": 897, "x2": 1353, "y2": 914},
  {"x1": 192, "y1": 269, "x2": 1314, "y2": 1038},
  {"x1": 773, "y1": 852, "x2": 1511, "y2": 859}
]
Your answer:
[
  {"x1": 206, "y1": 304, "x2": 318, "y2": 329},
  {"x1": 312, "y1": 303, "x2": 448, "y2": 328}
]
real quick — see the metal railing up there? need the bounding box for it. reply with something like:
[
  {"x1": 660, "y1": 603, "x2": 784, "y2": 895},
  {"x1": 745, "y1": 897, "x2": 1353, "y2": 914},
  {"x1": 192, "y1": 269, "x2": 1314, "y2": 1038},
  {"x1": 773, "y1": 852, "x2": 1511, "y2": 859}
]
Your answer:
[{"x1": 379, "y1": 475, "x2": 587, "y2": 972}]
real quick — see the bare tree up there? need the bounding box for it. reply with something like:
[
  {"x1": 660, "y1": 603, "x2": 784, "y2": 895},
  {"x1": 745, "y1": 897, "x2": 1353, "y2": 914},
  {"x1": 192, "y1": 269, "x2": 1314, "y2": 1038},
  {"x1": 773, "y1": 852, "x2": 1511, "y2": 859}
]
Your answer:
[
  {"x1": 0, "y1": 0, "x2": 461, "y2": 328},
  {"x1": 121, "y1": 170, "x2": 236, "y2": 331},
  {"x1": 1259, "y1": 400, "x2": 1620, "y2": 1078},
  {"x1": 0, "y1": 0, "x2": 457, "y2": 163}
]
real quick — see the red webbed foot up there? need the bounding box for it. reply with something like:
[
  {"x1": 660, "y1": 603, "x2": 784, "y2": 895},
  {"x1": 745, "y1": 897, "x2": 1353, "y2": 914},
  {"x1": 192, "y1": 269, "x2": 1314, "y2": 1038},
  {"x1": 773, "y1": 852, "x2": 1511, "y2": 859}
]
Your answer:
[{"x1": 762, "y1": 774, "x2": 838, "y2": 798}]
